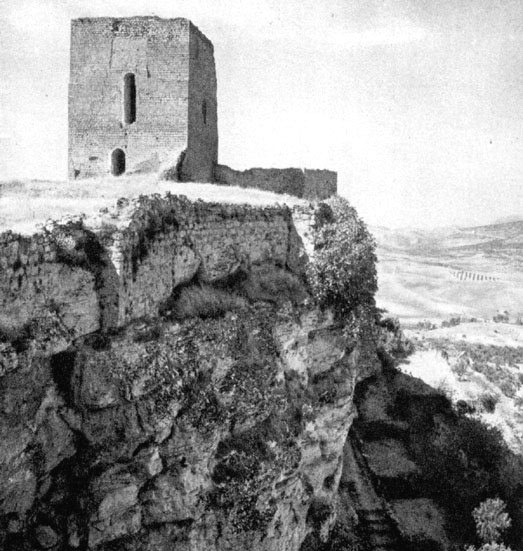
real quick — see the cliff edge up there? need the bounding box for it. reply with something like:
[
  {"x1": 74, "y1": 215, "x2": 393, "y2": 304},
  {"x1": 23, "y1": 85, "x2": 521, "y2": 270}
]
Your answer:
[{"x1": 0, "y1": 192, "x2": 382, "y2": 550}]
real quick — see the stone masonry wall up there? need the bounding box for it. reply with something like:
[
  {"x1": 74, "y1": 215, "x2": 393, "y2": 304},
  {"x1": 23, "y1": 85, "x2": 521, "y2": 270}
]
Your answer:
[
  {"x1": 0, "y1": 195, "x2": 319, "y2": 376},
  {"x1": 303, "y1": 169, "x2": 338, "y2": 200},
  {"x1": 68, "y1": 17, "x2": 189, "y2": 179},
  {"x1": 0, "y1": 231, "x2": 100, "y2": 355},
  {"x1": 68, "y1": 17, "x2": 218, "y2": 181},
  {"x1": 214, "y1": 164, "x2": 337, "y2": 200},
  {"x1": 105, "y1": 195, "x2": 301, "y2": 326},
  {"x1": 183, "y1": 23, "x2": 218, "y2": 182}
]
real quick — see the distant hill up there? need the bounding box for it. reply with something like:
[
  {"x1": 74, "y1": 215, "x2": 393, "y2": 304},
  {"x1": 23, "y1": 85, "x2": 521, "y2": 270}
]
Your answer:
[
  {"x1": 372, "y1": 221, "x2": 523, "y2": 324},
  {"x1": 371, "y1": 221, "x2": 523, "y2": 255},
  {"x1": 492, "y1": 215, "x2": 523, "y2": 225}
]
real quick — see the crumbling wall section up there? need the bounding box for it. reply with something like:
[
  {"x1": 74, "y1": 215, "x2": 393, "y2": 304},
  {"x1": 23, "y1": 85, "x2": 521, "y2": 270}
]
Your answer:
[
  {"x1": 0, "y1": 195, "x2": 316, "y2": 357},
  {"x1": 106, "y1": 195, "x2": 296, "y2": 325},
  {"x1": 303, "y1": 169, "x2": 338, "y2": 200},
  {"x1": 0, "y1": 230, "x2": 100, "y2": 361},
  {"x1": 214, "y1": 164, "x2": 337, "y2": 200}
]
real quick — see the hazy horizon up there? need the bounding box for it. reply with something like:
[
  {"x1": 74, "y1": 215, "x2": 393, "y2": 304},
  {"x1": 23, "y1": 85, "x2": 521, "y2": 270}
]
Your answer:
[{"x1": 1, "y1": 0, "x2": 522, "y2": 228}]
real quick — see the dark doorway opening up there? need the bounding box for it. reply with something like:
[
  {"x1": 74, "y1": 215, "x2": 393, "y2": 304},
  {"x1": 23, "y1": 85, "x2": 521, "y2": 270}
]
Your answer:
[
  {"x1": 111, "y1": 148, "x2": 126, "y2": 176},
  {"x1": 123, "y1": 73, "x2": 136, "y2": 124}
]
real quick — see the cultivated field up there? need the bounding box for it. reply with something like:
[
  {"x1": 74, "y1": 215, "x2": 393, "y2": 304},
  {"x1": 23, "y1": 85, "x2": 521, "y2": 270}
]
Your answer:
[
  {"x1": 373, "y1": 222, "x2": 523, "y2": 324},
  {"x1": 376, "y1": 222, "x2": 523, "y2": 454}
]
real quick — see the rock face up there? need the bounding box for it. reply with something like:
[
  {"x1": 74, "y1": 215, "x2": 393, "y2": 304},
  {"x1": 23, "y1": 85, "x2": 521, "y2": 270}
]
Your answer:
[
  {"x1": 1, "y1": 192, "x2": 462, "y2": 551},
  {"x1": 0, "y1": 307, "x2": 380, "y2": 550},
  {"x1": 1, "y1": 193, "x2": 351, "y2": 550},
  {"x1": 0, "y1": 301, "x2": 380, "y2": 550}
]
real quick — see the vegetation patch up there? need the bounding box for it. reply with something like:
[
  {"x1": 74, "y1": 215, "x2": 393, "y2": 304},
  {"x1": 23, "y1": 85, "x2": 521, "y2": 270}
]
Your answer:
[
  {"x1": 210, "y1": 415, "x2": 300, "y2": 533},
  {"x1": 128, "y1": 203, "x2": 181, "y2": 276},
  {"x1": 466, "y1": 498, "x2": 514, "y2": 551},
  {"x1": 307, "y1": 196, "x2": 377, "y2": 319},
  {"x1": 237, "y1": 264, "x2": 308, "y2": 305},
  {"x1": 49, "y1": 223, "x2": 106, "y2": 272},
  {"x1": 160, "y1": 264, "x2": 308, "y2": 322},
  {"x1": 161, "y1": 284, "x2": 247, "y2": 321},
  {"x1": 479, "y1": 392, "x2": 499, "y2": 413},
  {"x1": 419, "y1": 338, "x2": 523, "y2": 398},
  {"x1": 131, "y1": 322, "x2": 164, "y2": 343},
  {"x1": 377, "y1": 315, "x2": 415, "y2": 367},
  {"x1": 311, "y1": 363, "x2": 351, "y2": 405},
  {"x1": 407, "y1": 405, "x2": 523, "y2": 545}
]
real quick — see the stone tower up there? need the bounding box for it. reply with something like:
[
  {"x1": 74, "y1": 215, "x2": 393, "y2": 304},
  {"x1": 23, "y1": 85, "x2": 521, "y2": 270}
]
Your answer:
[{"x1": 68, "y1": 17, "x2": 218, "y2": 181}]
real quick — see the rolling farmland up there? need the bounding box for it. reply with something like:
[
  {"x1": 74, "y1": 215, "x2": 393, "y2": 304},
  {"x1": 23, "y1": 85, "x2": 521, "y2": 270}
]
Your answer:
[{"x1": 373, "y1": 221, "x2": 523, "y2": 324}]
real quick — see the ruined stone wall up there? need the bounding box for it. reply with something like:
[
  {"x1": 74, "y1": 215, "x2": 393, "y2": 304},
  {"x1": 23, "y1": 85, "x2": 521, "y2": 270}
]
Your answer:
[
  {"x1": 0, "y1": 195, "x2": 316, "y2": 368},
  {"x1": 0, "y1": 231, "x2": 100, "y2": 358},
  {"x1": 303, "y1": 169, "x2": 338, "y2": 200},
  {"x1": 214, "y1": 164, "x2": 337, "y2": 200},
  {"x1": 68, "y1": 17, "x2": 218, "y2": 181},
  {"x1": 107, "y1": 195, "x2": 299, "y2": 326}
]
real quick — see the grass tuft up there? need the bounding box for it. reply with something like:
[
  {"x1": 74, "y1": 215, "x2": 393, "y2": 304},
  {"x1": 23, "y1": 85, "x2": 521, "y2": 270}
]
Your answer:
[
  {"x1": 162, "y1": 285, "x2": 247, "y2": 321},
  {"x1": 238, "y1": 265, "x2": 307, "y2": 305}
]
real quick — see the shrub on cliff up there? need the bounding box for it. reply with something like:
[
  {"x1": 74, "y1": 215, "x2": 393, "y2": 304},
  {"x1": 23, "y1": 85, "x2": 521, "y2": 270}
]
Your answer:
[
  {"x1": 162, "y1": 284, "x2": 246, "y2": 320},
  {"x1": 377, "y1": 315, "x2": 415, "y2": 367},
  {"x1": 473, "y1": 498, "x2": 512, "y2": 544},
  {"x1": 307, "y1": 197, "x2": 377, "y2": 319},
  {"x1": 0, "y1": 319, "x2": 33, "y2": 352},
  {"x1": 238, "y1": 265, "x2": 308, "y2": 305},
  {"x1": 465, "y1": 498, "x2": 513, "y2": 551}
]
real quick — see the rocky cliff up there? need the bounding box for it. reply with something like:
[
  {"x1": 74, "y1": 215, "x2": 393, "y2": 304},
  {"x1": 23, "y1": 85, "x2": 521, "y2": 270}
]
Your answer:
[
  {"x1": 1, "y1": 299, "x2": 380, "y2": 551},
  {"x1": 5, "y1": 192, "x2": 512, "y2": 551},
  {"x1": 0, "y1": 192, "x2": 383, "y2": 550}
]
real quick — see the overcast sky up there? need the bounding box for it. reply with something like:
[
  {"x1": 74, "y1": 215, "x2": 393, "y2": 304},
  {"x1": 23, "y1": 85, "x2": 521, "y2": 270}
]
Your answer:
[{"x1": 0, "y1": 0, "x2": 522, "y2": 227}]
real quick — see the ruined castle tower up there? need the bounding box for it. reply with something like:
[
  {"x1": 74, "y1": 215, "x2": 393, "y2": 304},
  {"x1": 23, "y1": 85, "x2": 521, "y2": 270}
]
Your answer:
[{"x1": 68, "y1": 17, "x2": 218, "y2": 181}]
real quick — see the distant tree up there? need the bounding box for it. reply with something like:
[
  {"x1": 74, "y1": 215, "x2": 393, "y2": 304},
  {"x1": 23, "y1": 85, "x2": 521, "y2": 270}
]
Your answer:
[
  {"x1": 465, "y1": 498, "x2": 513, "y2": 551},
  {"x1": 473, "y1": 498, "x2": 511, "y2": 543}
]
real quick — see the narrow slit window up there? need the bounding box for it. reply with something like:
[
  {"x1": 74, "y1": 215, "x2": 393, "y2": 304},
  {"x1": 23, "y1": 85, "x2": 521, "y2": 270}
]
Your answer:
[
  {"x1": 123, "y1": 73, "x2": 136, "y2": 124},
  {"x1": 202, "y1": 100, "x2": 207, "y2": 125}
]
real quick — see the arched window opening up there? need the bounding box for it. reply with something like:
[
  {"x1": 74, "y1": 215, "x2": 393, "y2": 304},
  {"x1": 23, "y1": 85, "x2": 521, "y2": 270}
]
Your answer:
[
  {"x1": 202, "y1": 100, "x2": 207, "y2": 125},
  {"x1": 111, "y1": 148, "x2": 126, "y2": 176},
  {"x1": 123, "y1": 73, "x2": 136, "y2": 124}
]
